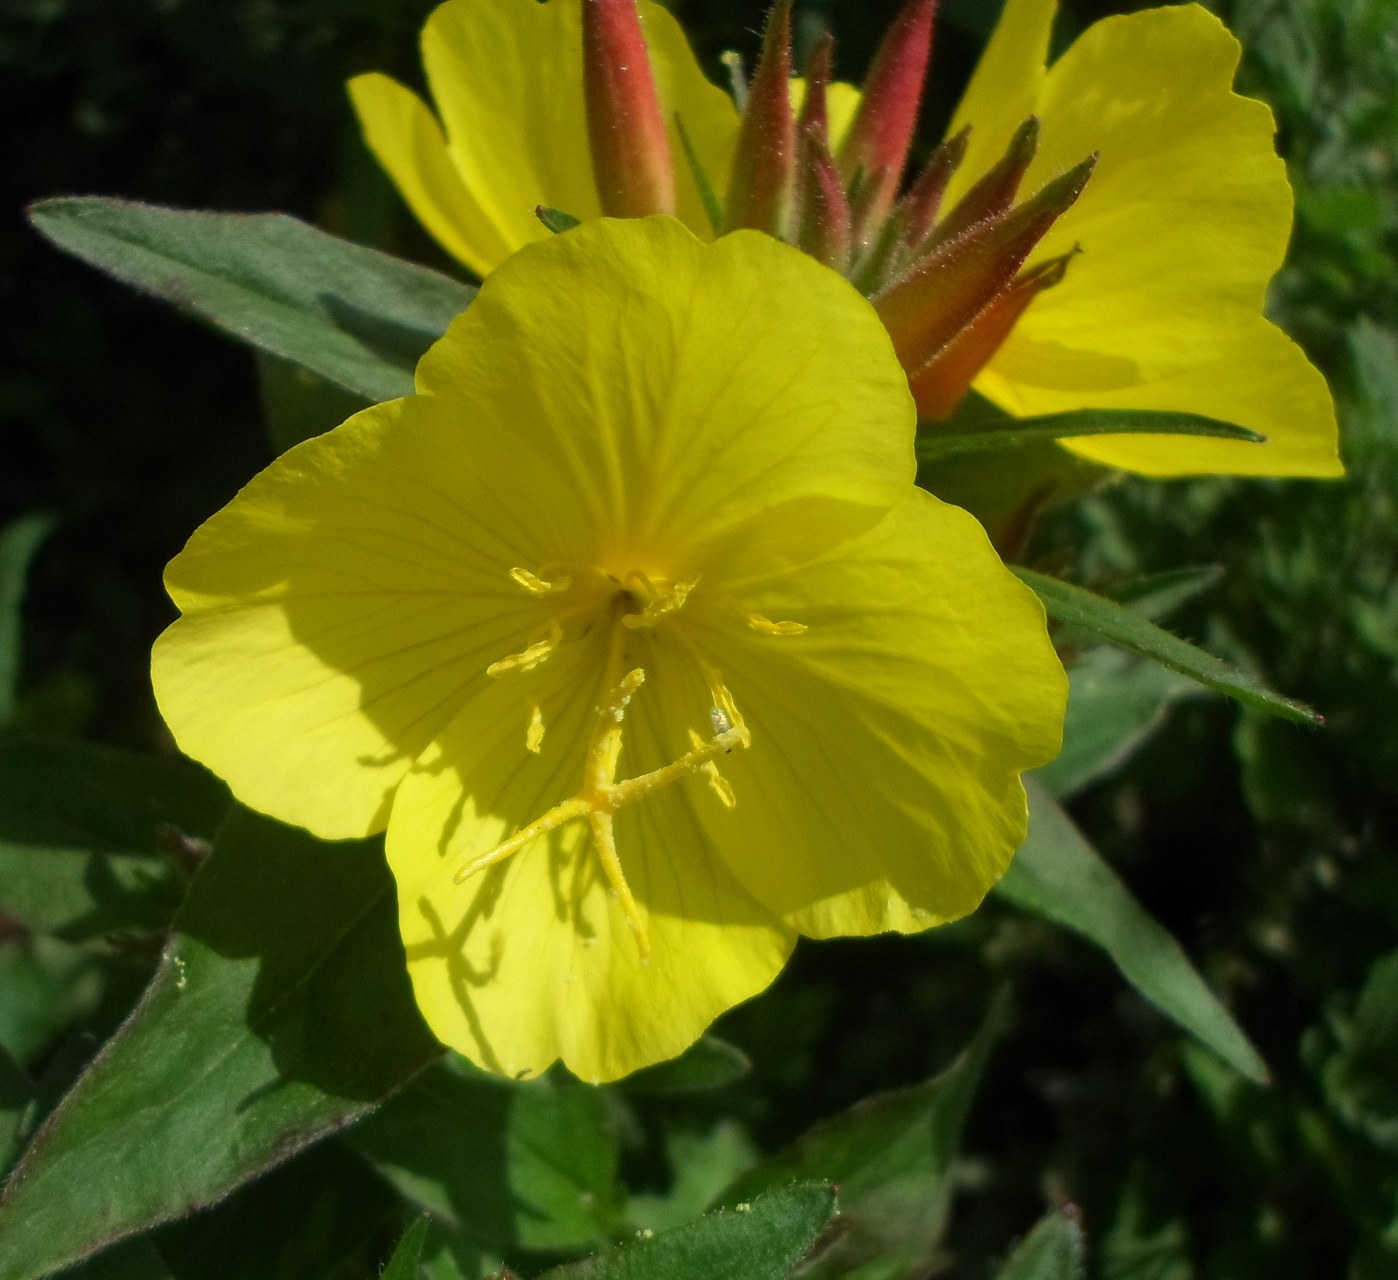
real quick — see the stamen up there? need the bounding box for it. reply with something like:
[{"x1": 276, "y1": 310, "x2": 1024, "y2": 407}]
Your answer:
[
  {"x1": 486, "y1": 620, "x2": 563, "y2": 678},
  {"x1": 454, "y1": 654, "x2": 753, "y2": 960},
  {"x1": 689, "y1": 728, "x2": 737, "y2": 808},
  {"x1": 510, "y1": 567, "x2": 572, "y2": 596},
  {"x1": 747, "y1": 612, "x2": 808, "y2": 636},
  {"x1": 623, "y1": 576, "x2": 700, "y2": 629},
  {"x1": 526, "y1": 704, "x2": 545, "y2": 754}
]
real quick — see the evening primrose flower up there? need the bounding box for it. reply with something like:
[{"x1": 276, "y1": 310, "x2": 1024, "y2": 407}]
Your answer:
[
  {"x1": 350, "y1": 0, "x2": 1339, "y2": 479},
  {"x1": 151, "y1": 219, "x2": 1066, "y2": 1083}
]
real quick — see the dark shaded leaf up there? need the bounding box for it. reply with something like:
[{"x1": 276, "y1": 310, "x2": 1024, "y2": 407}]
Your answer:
[
  {"x1": 618, "y1": 1036, "x2": 751, "y2": 1095},
  {"x1": 1015, "y1": 567, "x2": 1319, "y2": 724},
  {"x1": 0, "y1": 514, "x2": 55, "y2": 729},
  {"x1": 27, "y1": 198, "x2": 473, "y2": 403},
  {"x1": 350, "y1": 1053, "x2": 623, "y2": 1259},
  {"x1": 539, "y1": 1184, "x2": 836, "y2": 1280},
  {"x1": 0, "y1": 739, "x2": 229, "y2": 943},
  {"x1": 383, "y1": 1215, "x2": 431, "y2": 1280},
  {"x1": 717, "y1": 996, "x2": 1006, "y2": 1277},
  {"x1": 1105, "y1": 566, "x2": 1224, "y2": 624},
  {"x1": 256, "y1": 352, "x2": 371, "y2": 454},
  {"x1": 65, "y1": 1241, "x2": 175, "y2": 1280},
  {"x1": 0, "y1": 807, "x2": 440, "y2": 1280},
  {"x1": 996, "y1": 781, "x2": 1269, "y2": 1084},
  {"x1": 994, "y1": 1209, "x2": 1086, "y2": 1280},
  {"x1": 1320, "y1": 948, "x2": 1398, "y2": 1151},
  {"x1": 1035, "y1": 649, "x2": 1204, "y2": 800},
  {"x1": 917, "y1": 409, "x2": 1263, "y2": 461},
  {"x1": 0, "y1": 1045, "x2": 35, "y2": 1177}
]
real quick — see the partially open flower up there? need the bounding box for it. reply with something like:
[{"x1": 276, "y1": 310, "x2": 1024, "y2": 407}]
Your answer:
[
  {"x1": 352, "y1": 0, "x2": 1339, "y2": 478},
  {"x1": 151, "y1": 220, "x2": 1066, "y2": 1082}
]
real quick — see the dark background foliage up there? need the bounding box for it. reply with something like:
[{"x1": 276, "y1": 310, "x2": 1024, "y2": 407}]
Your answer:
[{"x1": 3, "y1": 0, "x2": 1397, "y2": 1275}]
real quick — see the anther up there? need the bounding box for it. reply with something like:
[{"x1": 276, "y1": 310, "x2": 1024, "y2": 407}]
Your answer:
[
  {"x1": 623, "y1": 577, "x2": 700, "y2": 629},
  {"x1": 689, "y1": 728, "x2": 737, "y2": 808},
  {"x1": 747, "y1": 612, "x2": 807, "y2": 636},
  {"x1": 487, "y1": 620, "x2": 562, "y2": 678},
  {"x1": 526, "y1": 704, "x2": 545, "y2": 754},
  {"x1": 510, "y1": 567, "x2": 572, "y2": 596}
]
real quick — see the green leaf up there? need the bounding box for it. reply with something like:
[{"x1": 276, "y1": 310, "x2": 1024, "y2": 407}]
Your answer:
[
  {"x1": 27, "y1": 198, "x2": 474, "y2": 403},
  {"x1": 717, "y1": 996, "x2": 1006, "y2": 1278},
  {"x1": 1105, "y1": 566, "x2": 1224, "y2": 624},
  {"x1": 618, "y1": 1036, "x2": 751, "y2": 1095},
  {"x1": 996, "y1": 781, "x2": 1269, "y2": 1084},
  {"x1": 539, "y1": 1184, "x2": 836, "y2": 1280},
  {"x1": 350, "y1": 1053, "x2": 623, "y2": 1259},
  {"x1": 256, "y1": 351, "x2": 371, "y2": 454},
  {"x1": 383, "y1": 1215, "x2": 431, "y2": 1280},
  {"x1": 0, "y1": 806, "x2": 440, "y2": 1280},
  {"x1": 627, "y1": 1121, "x2": 757, "y2": 1235},
  {"x1": 993, "y1": 1209, "x2": 1086, "y2": 1280},
  {"x1": 535, "y1": 206, "x2": 583, "y2": 234},
  {"x1": 917, "y1": 408, "x2": 1263, "y2": 461},
  {"x1": 1035, "y1": 649, "x2": 1204, "y2": 800},
  {"x1": 0, "y1": 739, "x2": 230, "y2": 942},
  {"x1": 0, "y1": 1045, "x2": 36, "y2": 1177},
  {"x1": 1015, "y1": 567, "x2": 1320, "y2": 724},
  {"x1": 0, "y1": 514, "x2": 55, "y2": 729}
]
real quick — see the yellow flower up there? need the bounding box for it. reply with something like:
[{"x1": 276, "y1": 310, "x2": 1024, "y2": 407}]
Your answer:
[
  {"x1": 350, "y1": 0, "x2": 1339, "y2": 480},
  {"x1": 151, "y1": 219, "x2": 1066, "y2": 1082}
]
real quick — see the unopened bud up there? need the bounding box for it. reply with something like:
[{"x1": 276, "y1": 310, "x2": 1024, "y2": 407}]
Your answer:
[
  {"x1": 910, "y1": 252, "x2": 1076, "y2": 419},
  {"x1": 723, "y1": 0, "x2": 796, "y2": 236},
  {"x1": 583, "y1": 0, "x2": 675, "y2": 217},
  {"x1": 839, "y1": 0, "x2": 938, "y2": 240}
]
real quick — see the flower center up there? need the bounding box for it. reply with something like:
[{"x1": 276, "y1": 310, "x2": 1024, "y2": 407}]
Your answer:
[{"x1": 465, "y1": 574, "x2": 753, "y2": 960}]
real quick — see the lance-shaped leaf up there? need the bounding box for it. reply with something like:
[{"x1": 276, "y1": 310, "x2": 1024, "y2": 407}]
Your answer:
[
  {"x1": 993, "y1": 1209, "x2": 1086, "y2": 1280},
  {"x1": 723, "y1": 0, "x2": 794, "y2": 235},
  {"x1": 582, "y1": 0, "x2": 675, "y2": 217},
  {"x1": 916, "y1": 407, "x2": 1264, "y2": 459},
  {"x1": 1035, "y1": 647, "x2": 1204, "y2": 800},
  {"x1": 873, "y1": 158, "x2": 1094, "y2": 372},
  {"x1": 27, "y1": 198, "x2": 474, "y2": 403},
  {"x1": 1014, "y1": 567, "x2": 1318, "y2": 724},
  {"x1": 382, "y1": 1215, "x2": 431, "y2": 1280},
  {"x1": 0, "y1": 807, "x2": 441, "y2": 1280},
  {"x1": 0, "y1": 739, "x2": 229, "y2": 943},
  {"x1": 717, "y1": 995, "x2": 1006, "y2": 1277},
  {"x1": 538, "y1": 1184, "x2": 836, "y2": 1280},
  {"x1": 996, "y1": 780, "x2": 1269, "y2": 1084}
]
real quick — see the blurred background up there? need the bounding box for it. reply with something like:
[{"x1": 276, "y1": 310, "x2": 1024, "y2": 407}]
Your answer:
[{"x1": 4, "y1": 0, "x2": 1398, "y2": 1275}]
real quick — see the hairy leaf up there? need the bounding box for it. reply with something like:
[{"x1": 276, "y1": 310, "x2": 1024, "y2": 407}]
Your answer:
[
  {"x1": 28, "y1": 198, "x2": 473, "y2": 403},
  {"x1": 538, "y1": 1184, "x2": 836, "y2": 1280},
  {"x1": 0, "y1": 807, "x2": 440, "y2": 1280},
  {"x1": 1016, "y1": 568, "x2": 1319, "y2": 724}
]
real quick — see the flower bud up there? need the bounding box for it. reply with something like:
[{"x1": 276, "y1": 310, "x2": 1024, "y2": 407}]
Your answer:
[
  {"x1": 909, "y1": 253, "x2": 1075, "y2": 419},
  {"x1": 583, "y1": 0, "x2": 675, "y2": 217},
  {"x1": 873, "y1": 155, "x2": 1095, "y2": 372},
  {"x1": 792, "y1": 36, "x2": 851, "y2": 269},
  {"x1": 723, "y1": 0, "x2": 796, "y2": 236},
  {"x1": 839, "y1": 0, "x2": 937, "y2": 240}
]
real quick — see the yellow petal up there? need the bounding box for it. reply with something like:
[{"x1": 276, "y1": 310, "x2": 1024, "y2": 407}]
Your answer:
[
  {"x1": 943, "y1": 0, "x2": 1057, "y2": 209},
  {"x1": 153, "y1": 395, "x2": 585, "y2": 841},
  {"x1": 386, "y1": 641, "x2": 794, "y2": 1083},
  {"x1": 967, "y1": 4, "x2": 1341, "y2": 477},
  {"x1": 348, "y1": 72, "x2": 513, "y2": 277},
  {"x1": 678, "y1": 490, "x2": 1067, "y2": 938},
  {"x1": 642, "y1": 3, "x2": 741, "y2": 229},
  {"x1": 415, "y1": 217, "x2": 916, "y2": 576},
  {"x1": 421, "y1": 0, "x2": 600, "y2": 265}
]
